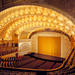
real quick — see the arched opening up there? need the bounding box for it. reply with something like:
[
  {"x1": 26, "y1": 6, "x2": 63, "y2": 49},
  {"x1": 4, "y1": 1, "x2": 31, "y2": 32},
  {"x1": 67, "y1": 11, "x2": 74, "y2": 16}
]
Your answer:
[{"x1": 0, "y1": 5, "x2": 74, "y2": 58}]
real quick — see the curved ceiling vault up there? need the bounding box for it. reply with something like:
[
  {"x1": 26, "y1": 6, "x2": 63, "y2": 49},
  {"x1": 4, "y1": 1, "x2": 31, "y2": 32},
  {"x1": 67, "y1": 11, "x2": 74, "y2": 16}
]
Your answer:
[{"x1": 0, "y1": 5, "x2": 75, "y2": 40}]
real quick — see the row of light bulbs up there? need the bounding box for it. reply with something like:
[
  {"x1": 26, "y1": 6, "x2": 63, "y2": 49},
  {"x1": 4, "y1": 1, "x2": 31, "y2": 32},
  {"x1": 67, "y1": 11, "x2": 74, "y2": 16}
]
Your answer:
[
  {"x1": 0, "y1": 6, "x2": 73, "y2": 29},
  {"x1": 5, "y1": 22, "x2": 74, "y2": 40},
  {"x1": 0, "y1": 5, "x2": 74, "y2": 40},
  {"x1": 5, "y1": 21, "x2": 74, "y2": 40},
  {"x1": 5, "y1": 16, "x2": 73, "y2": 29}
]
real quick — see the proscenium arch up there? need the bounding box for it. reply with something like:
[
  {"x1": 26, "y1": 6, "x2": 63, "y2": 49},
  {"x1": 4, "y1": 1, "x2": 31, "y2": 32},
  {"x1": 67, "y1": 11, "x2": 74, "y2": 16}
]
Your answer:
[
  {"x1": 27, "y1": 28, "x2": 71, "y2": 40},
  {"x1": 0, "y1": 5, "x2": 75, "y2": 40}
]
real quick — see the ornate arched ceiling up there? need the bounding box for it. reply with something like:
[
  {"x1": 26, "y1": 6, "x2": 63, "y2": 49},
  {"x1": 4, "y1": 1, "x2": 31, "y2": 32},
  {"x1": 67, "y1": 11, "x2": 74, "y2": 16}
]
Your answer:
[{"x1": 0, "y1": 5, "x2": 75, "y2": 40}]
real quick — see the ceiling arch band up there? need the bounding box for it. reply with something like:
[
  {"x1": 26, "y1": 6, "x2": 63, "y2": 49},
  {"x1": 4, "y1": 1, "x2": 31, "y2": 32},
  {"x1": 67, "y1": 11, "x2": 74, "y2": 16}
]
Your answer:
[
  {"x1": 27, "y1": 28, "x2": 70, "y2": 40},
  {"x1": 0, "y1": 5, "x2": 74, "y2": 40}
]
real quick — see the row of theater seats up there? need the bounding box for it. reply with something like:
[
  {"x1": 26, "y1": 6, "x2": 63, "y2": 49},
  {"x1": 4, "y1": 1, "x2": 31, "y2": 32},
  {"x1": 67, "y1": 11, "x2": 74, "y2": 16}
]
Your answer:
[
  {"x1": 15, "y1": 53, "x2": 63, "y2": 69},
  {"x1": 0, "y1": 57, "x2": 16, "y2": 67},
  {"x1": 0, "y1": 53, "x2": 63, "y2": 69},
  {"x1": 0, "y1": 68, "x2": 74, "y2": 75},
  {"x1": 0, "y1": 40, "x2": 18, "y2": 56},
  {"x1": 0, "y1": 54, "x2": 63, "y2": 75},
  {"x1": 0, "y1": 47, "x2": 18, "y2": 56},
  {"x1": 0, "y1": 70, "x2": 37, "y2": 75},
  {"x1": 0, "y1": 48, "x2": 75, "y2": 75}
]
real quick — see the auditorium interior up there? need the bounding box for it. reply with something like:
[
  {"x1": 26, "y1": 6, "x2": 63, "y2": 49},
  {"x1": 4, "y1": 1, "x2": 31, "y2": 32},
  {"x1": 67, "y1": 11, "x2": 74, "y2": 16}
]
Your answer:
[{"x1": 0, "y1": 0, "x2": 75, "y2": 75}]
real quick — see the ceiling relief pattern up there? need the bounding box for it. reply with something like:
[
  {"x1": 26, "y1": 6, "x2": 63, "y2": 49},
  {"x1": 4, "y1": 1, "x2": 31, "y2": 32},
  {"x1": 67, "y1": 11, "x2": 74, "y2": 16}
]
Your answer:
[{"x1": 0, "y1": 5, "x2": 75, "y2": 40}]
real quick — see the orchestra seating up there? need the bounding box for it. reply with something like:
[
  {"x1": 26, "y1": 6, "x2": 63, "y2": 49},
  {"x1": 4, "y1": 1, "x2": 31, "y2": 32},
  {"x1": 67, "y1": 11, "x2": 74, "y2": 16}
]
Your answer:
[
  {"x1": 0, "y1": 53, "x2": 64, "y2": 69},
  {"x1": 0, "y1": 48, "x2": 75, "y2": 75},
  {"x1": 0, "y1": 40, "x2": 18, "y2": 56}
]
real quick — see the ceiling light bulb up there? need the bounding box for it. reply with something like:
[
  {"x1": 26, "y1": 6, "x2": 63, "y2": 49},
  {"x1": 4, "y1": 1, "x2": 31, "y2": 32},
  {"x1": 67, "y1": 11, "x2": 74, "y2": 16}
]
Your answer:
[
  {"x1": 71, "y1": 31, "x2": 75, "y2": 35},
  {"x1": 65, "y1": 26, "x2": 69, "y2": 30},
  {"x1": 58, "y1": 16, "x2": 63, "y2": 21}
]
